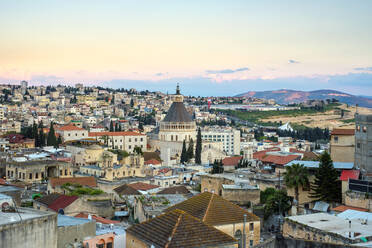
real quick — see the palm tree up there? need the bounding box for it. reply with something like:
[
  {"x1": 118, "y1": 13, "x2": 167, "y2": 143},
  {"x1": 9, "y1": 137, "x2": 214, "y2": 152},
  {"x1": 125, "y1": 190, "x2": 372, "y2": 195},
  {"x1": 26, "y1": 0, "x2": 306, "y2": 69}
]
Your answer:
[{"x1": 284, "y1": 163, "x2": 309, "y2": 214}]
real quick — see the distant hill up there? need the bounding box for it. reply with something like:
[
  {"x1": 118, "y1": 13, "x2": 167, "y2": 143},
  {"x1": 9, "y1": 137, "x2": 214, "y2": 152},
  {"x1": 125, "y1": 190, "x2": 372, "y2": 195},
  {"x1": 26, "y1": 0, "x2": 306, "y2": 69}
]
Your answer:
[{"x1": 236, "y1": 89, "x2": 372, "y2": 108}]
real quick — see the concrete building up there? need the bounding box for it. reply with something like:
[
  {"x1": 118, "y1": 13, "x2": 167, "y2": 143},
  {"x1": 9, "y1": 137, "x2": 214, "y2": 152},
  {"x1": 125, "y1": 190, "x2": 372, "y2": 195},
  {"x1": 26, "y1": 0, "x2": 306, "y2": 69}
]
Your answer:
[
  {"x1": 283, "y1": 213, "x2": 372, "y2": 246},
  {"x1": 56, "y1": 124, "x2": 89, "y2": 142},
  {"x1": 355, "y1": 114, "x2": 372, "y2": 173},
  {"x1": 201, "y1": 126, "x2": 241, "y2": 155},
  {"x1": 88, "y1": 131, "x2": 147, "y2": 153},
  {"x1": 57, "y1": 214, "x2": 95, "y2": 248},
  {"x1": 0, "y1": 207, "x2": 58, "y2": 248},
  {"x1": 330, "y1": 128, "x2": 355, "y2": 162}
]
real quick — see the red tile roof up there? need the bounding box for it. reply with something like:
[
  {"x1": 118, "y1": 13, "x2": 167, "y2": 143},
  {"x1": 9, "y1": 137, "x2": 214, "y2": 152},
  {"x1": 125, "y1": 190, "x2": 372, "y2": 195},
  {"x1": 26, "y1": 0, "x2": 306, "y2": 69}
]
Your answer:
[
  {"x1": 74, "y1": 213, "x2": 120, "y2": 224},
  {"x1": 289, "y1": 148, "x2": 305, "y2": 154},
  {"x1": 128, "y1": 182, "x2": 159, "y2": 191},
  {"x1": 222, "y1": 156, "x2": 242, "y2": 166},
  {"x1": 331, "y1": 128, "x2": 355, "y2": 135},
  {"x1": 261, "y1": 154, "x2": 300, "y2": 166},
  {"x1": 332, "y1": 205, "x2": 368, "y2": 212},
  {"x1": 36, "y1": 194, "x2": 78, "y2": 212},
  {"x1": 57, "y1": 124, "x2": 85, "y2": 131},
  {"x1": 49, "y1": 177, "x2": 97, "y2": 188},
  {"x1": 157, "y1": 168, "x2": 171, "y2": 174},
  {"x1": 144, "y1": 159, "x2": 161, "y2": 165},
  {"x1": 253, "y1": 148, "x2": 281, "y2": 160},
  {"x1": 340, "y1": 170, "x2": 360, "y2": 181},
  {"x1": 88, "y1": 131, "x2": 145, "y2": 137}
]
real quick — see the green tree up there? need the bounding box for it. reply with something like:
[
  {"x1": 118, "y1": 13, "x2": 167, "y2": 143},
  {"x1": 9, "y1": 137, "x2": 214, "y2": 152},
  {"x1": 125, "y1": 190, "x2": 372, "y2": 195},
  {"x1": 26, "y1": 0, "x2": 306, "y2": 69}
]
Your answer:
[
  {"x1": 263, "y1": 189, "x2": 292, "y2": 219},
  {"x1": 187, "y1": 138, "x2": 194, "y2": 162},
  {"x1": 211, "y1": 159, "x2": 224, "y2": 174},
  {"x1": 130, "y1": 98, "x2": 134, "y2": 107},
  {"x1": 284, "y1": 163, "x2": 309, "y2": 213},
  {"x1": 39, "y1": 128, "x2": 45, "y2": 147},
  {"x1": 138, "y1": 122, "x2": 144, "y2": 132},
  {"x1": 133, "y1": 146, "x2": 143, "y2": 155},
  {"x1": 57, "y1": 136, "x2": 62, "y2": 147},
  {"x1": 180, "y1": 140, "x2": 187, "y2": 164},
  {"x1": 47, "y1": 122, "x2": 58, "y2": 147},
  {"x1": 310, "y1": 151, "x2": 341, "y2": 203},
  {"x1": 33, "y1": 122, "x2": 39, "y2": 147},
  {"x1": 109, "y1": 120, "x2": 114, "y2": 132},
  {"x1": 195, "y1": 128, "x2": 202, "y2": 164}
]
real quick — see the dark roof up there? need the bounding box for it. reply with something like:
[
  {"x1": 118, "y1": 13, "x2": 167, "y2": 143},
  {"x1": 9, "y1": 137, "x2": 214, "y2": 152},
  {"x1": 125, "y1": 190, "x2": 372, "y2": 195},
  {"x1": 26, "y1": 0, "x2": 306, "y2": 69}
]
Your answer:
[
  {"x1": 165, "y1": 192, "x2": 259, "y2": 226},
  {"x1": 163, "y1": 102, "x2": 193, "y2": 123},
  {"x1": 113, "y1": 184, "x2": 141, "y2": 195},
  {"x1": 126, "y1": 209, "x2": 237, "y2": 248},
  {"x1": 35, "y1": 193, "x2": 78, "y2": 212},
  {"x1": 157, "y1": 186, "x2": 190, "y2": 195}
]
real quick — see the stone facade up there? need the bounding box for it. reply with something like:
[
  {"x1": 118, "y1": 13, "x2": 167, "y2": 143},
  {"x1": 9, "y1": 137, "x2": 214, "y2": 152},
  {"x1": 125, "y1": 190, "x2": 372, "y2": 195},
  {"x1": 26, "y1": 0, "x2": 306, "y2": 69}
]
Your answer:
[
  {"x1": 345, "y1": 190, "x2": 372, "y2": 211},
  {"x1": 57, "y1": 219, "x2": 95, "y2": 248},
  {"x1": 330, "y1": 131, "x2": 354, "y2": 162},
  {"x1": 215, "y1": 221, "x2": 261, "y2": 247}
]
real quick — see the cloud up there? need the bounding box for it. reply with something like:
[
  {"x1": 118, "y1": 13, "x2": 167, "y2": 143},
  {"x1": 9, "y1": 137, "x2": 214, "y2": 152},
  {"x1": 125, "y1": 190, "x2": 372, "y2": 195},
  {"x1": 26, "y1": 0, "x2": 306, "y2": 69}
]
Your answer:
[
  {"x1": 288, "y1": 59, "x2": 300, "y2": 64},
  {"x1": 206, "y1": 67, "x2": 249, "y2": 74},
  {"x1": 354, "y1": 67, "x2": 372, "y2": 72}
]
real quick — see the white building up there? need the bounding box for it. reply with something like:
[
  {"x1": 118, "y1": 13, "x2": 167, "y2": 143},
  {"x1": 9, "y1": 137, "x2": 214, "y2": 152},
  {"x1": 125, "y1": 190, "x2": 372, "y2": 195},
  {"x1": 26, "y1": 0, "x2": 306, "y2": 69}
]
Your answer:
[
  {"x1": 55, "y1": 124, "x2": 89, "y2": 142},
  {"x1": 88, "y1": 131, "x2": 147, "y2": 153},
  {"x1": 201, "y1": 127, "x2": 241, "y2": 155}
]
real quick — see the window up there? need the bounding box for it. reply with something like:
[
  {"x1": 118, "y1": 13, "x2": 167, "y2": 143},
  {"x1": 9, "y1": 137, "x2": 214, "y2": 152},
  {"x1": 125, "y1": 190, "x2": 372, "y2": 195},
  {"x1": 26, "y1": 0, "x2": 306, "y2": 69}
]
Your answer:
[
  {"x1": 250, "y1": 240, "x2": 254, "y2": 247},
  {"x1": 363, "y1": 126, "x2": 367, "y2": 133},
  {"x1": 65, "y1": 169, "x2": 68, "y2": 175},
  {"x1": 204, "y1": 188, "x2": 208, "y2": 192},
  {"x1": 357, "y1": 125, "x2": 360, "y2": 131},
  {"x1": 357, "y1": 143, "x2": 361, "y2": 149},
  {"x1": 68, "y1": 133, "x2": 71, "y2": 136},
  {"x1": 96, "y1": 245, "x2": 104, "y2": 248},
  {"x1": 129, "y1": 138, "x2": 131, "y2": 142},
  {"x1": 334, "y1": 136, "x2": 338, "y2": 143},
  {"x1": 140, "y1": 138, "x2": 143, "y2": 141},
  {"x1": 106, "y1": 243, "x2": 113, "y2": 248},
  {"x1": 35, "y1": 173, "x2": 38, "y2": 179},
  {"x1": 29, "y1": 173, "x2": 32, "y2": 179},
  {"x1": 165, "y1": 182, "x2": 168, "y2": 186},
  {"x1": 60, "y1": 170, "x2": 62, "y2": 175},
  {"x1": 129, "y1": 145, "x2": 131, "y2": 149},
  {"x1": 75, "y1": 133, "x2": 78, "y2": 136},
  {"x1": 41, "y1": 172, "x2": 44, "y2": 178},
  {"x1": 249, "y1": 222, "x2": 254, "y2": 231},
  {"x1": 135, "y1": 138, "x2": 137, "y2": 142}
]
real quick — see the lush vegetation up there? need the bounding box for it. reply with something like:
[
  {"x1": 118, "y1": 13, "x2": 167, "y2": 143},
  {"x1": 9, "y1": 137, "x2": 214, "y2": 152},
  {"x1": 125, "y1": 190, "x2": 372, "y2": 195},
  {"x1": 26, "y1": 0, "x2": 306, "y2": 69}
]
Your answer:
[
  {"x1": 276, "y1": 127, "x2": 330, "y2": 142},
  {"x1": 310, "y1": 151, "x2": 341, "y2": 203},
  {"x1": 108, "y1": 149, "x2": 130, "y2": 160},
  {"x1": 180, "y1": 138, "x2": 194, "y2": 164},
  {"x1": 260, "y1": 188, "x2": 292, "y2": 219},
  {"x1": 62, "y1": 183, "x2": 104, "y2": 196},
  {"x1": 284, "y1": 163, "x2": 309, "y2": 213},
  {"x1": 211, "y1": 159, "x2": 224, "y2": 174},
  {"x1": 217, "y1": 103, "x2": 341, "y2": 124}
]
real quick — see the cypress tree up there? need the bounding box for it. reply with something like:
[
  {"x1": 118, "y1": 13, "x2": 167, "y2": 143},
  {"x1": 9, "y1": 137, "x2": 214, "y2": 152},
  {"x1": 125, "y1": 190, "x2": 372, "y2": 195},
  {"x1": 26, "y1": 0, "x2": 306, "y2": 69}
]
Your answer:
[
  {"x1": 195, "y1": 128, "x2": 202, "y2": 164},
  {"x1": 33, "y1": 122, "x2": 39, "y2": 147},
  {"x1": 115, "y1": 123, "x2": 119, "y2": 132},
  {"x1": 47, "y1": 122, "x2": 57, "y2": 147},
  {"x1": 57, "y1": 136, "x2": 62, "y2": 147},
  {"x1": 180, "y1": 140, "x2": 187, "y2": 164},
  {"x1": 187, "y1": 138, "x2": 194, "y2": 162},
  {"x1": 110, "y1": 120, "x2": 114, "y2": 132},
  {"x1": 310, "y1": 151, "x2": 341, "y2": 203},
  {"x1": 39, "y1": 128, "x2": 45, "y2": 147}
]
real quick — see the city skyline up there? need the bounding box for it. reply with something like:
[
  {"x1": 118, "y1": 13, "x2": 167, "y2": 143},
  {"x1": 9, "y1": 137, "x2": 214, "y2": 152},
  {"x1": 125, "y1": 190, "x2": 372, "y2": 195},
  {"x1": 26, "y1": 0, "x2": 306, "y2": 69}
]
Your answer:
[{"x1": 1, "y1": 0, "x2": 372, "y2": 96}]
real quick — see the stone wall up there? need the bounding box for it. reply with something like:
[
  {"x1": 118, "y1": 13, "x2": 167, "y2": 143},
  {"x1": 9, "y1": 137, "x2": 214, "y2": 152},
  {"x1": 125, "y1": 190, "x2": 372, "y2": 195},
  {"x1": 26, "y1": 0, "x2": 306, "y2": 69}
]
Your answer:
[
  {"x1": 57, "y1": 221, "x2": 95, "y2": 248},
  {"x1": 215, "y1": 221, "x2": 261, "y2": 247},
  {"x1": 126, "y1": 232, "x2": 148, "y2": 248},
  {"x1": 0, "y1": 212, "x2": 57, "y2": 248},
  {"x1": 222, "y1": 188, "x2": 260, "y2": 205},
  {"x1": 345, "y1": 191, "x2": 372, "y2": 211}
]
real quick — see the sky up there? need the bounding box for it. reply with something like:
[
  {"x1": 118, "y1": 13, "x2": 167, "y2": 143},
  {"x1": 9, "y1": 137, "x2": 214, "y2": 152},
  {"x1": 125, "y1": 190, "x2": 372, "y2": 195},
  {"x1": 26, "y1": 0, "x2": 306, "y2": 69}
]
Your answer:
[{"x1": 0, "y1": 0, "x2": 372, "y2": 96}]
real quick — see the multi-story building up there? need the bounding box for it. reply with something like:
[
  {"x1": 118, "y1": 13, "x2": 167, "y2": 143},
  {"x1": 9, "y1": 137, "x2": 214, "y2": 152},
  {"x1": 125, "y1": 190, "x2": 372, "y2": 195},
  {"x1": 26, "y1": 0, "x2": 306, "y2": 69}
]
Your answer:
[
  {"x1": 88, "y1": 131, "x2": 147, "y2": 152},
  {"x1": 55, "y1": 124, "x2": 89, "y2": 142},
  {"x1": 330, "y1": 128, "x2": 355, "y2": 162},
  {"x1": 201, "y1": 127, "x2": 241, "y2": 155},
  {"x1": 355, "y1": 114, "x2": 372, "y2": 173}
]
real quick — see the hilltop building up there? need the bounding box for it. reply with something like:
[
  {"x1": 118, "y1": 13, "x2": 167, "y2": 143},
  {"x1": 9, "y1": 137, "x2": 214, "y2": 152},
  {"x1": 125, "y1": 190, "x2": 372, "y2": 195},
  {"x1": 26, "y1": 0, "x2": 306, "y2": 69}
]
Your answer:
[{"x1": 355, "y1": 114, "x2": 372, "y2": 173}]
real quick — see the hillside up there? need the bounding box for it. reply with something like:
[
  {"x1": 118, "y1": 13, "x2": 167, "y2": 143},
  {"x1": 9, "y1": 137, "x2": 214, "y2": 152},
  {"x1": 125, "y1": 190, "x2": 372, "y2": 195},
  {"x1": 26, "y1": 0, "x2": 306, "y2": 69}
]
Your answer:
[{"x1": 236, "y1": 89, "x2": 372, "y2": 108}]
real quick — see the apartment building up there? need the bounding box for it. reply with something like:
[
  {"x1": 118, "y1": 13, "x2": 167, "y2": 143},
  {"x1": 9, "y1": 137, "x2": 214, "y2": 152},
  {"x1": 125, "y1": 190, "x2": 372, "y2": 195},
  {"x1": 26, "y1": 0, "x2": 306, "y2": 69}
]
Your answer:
[
  {"x1": 88, "y1": 131, "x2": 147, "y2": 152},
  {"x1": 201, "y1": 127, "x2": 241, "y2": 155}
]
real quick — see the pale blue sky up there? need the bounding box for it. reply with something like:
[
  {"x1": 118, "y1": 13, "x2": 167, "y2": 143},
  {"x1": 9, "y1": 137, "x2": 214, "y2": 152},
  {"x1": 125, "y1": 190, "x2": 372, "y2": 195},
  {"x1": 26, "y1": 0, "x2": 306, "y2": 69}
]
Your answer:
[{"x1": 0, "y1": 0, "x2": 371, "y2": 95}]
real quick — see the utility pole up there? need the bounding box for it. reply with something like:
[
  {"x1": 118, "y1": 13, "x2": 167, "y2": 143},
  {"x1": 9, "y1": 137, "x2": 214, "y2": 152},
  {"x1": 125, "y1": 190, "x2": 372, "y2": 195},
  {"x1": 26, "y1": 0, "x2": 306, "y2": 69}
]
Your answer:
[{"x1": 243, "y1": 214, "x2": 247, "y2": 248}]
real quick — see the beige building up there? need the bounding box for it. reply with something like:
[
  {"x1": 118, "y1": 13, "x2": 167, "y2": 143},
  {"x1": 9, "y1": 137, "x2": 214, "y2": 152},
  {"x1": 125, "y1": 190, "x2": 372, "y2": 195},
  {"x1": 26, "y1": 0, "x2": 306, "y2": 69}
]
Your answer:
[
  {"x1": 88, "y1": 131, "x2": 147, "y2": 152},
  {"x1": 201, "y1": 127, "x2": 241, "y2": 155},
  {"x1": 166, "y1": 192, "x2": 261, "y2": 247},
  {"x1": 6, "y1": 160, "x2": 72, "y2": 183},
  {"x1": 78, "y1": 145, "x2": 147, "y2": 181},
  {"x1": 330, "y1": 128, "x2": 355, "y2": 162},
  {"x1": 55, "y1": 124, "x2": 89, "y2": 142}
]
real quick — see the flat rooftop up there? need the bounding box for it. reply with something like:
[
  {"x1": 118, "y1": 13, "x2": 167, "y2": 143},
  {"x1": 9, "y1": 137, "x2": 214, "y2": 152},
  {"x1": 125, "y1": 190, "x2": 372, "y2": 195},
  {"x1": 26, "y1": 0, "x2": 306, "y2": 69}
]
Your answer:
[
  {"x1": 0, "y1": 207, "x2": 55, "y2": 226},
  {"x1": 286, "y1": 213, "x2": 372, "y2": 240}
]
